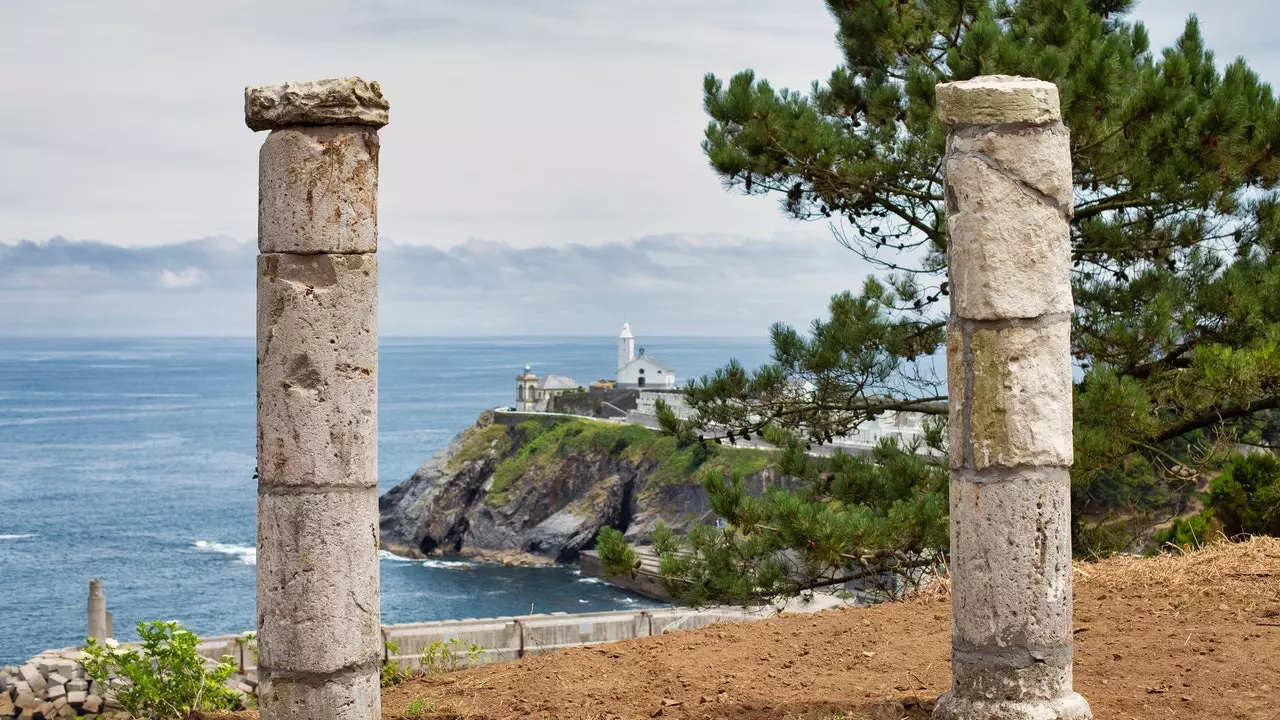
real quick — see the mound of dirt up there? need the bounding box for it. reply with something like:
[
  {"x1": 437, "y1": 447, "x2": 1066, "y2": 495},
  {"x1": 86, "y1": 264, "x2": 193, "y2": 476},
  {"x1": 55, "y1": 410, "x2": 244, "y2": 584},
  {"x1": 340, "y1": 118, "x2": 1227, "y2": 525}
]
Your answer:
[
  {"x1": 383, "y1": 538, "x2": 1280, "y2": 720},
  {"x1": 205, "y1": 538, "x2": 1280, "y2": 720}
]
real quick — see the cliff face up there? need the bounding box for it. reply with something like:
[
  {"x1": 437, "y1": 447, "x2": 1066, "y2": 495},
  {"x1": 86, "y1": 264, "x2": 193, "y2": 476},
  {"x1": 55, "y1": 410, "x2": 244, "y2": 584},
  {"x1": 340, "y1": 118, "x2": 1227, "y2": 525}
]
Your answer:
[{"x1": 378, "y1": 412, "x2": 784, "y2": 564}]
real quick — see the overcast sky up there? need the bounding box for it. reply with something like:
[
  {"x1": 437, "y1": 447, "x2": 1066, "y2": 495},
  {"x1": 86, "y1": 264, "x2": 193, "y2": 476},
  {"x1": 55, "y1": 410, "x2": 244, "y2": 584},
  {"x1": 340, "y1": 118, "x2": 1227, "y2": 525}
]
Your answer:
[{"x1": 2, "y1": 1, "x2": 1277, "y2": 336}]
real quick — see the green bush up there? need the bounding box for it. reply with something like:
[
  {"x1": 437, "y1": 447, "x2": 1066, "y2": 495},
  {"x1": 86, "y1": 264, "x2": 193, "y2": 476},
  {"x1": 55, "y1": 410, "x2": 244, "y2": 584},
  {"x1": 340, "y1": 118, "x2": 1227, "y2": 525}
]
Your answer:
[
  {"x1": 1208, "y1": 454, "x2": 1280, "y2": 537},
  {"x1": 79, "y1": 620, "x2": 242, "y2": 719},
  {"x1": 1150, "y1": 509, "x2": 1220, "y2": 553}
]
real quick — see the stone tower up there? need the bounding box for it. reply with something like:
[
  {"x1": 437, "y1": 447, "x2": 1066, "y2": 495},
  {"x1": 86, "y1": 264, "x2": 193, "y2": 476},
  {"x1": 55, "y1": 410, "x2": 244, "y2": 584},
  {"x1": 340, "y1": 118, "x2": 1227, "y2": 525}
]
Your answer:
[
  {"x1": 618, "y1": 322, "x2": 635, "y2": 372},
  {"x1": 516, "y1": 364, "x2": 538, "y2": 412}
]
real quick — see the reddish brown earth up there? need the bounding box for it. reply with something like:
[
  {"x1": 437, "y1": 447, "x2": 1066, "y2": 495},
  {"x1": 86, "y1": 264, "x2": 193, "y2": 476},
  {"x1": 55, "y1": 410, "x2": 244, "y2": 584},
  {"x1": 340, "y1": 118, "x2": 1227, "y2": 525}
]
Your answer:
[{"x1": 206, "y1": 538, "x2": 1280, "y2": 720}]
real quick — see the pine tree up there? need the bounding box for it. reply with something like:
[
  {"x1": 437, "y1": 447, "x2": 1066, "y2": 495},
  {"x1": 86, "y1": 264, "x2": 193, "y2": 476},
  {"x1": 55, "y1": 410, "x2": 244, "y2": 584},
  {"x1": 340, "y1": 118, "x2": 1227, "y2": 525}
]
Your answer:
[{"x1": 598, "y1": 0, "x2": 1280, "y2": 604}]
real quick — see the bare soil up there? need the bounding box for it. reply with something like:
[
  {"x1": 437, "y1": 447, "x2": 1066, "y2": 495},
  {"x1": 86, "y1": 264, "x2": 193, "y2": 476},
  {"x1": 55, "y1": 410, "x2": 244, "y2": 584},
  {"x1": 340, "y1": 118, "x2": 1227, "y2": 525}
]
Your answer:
[{"x1": 216, "y1": 538, "x2": 1280, "y2": 720}]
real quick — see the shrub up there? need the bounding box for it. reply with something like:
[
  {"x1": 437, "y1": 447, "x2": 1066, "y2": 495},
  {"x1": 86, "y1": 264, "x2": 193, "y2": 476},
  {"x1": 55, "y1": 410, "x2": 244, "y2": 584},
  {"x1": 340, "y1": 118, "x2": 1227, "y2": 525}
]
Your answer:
[
  {"x1": 1150, "y1": 509, "x2": 1220, "y2": 553},
  {"x1": 380, "y1": 639, "x2": 410, "y2": 687},
  {"x1": 79, "y1": 620, "x2": 242, "y2": 720},
  {"x1": 420, "y1": 637, "x2": 482, "y2": 675},
  {"x1": 1208, "y1": 454, "x2": 1280, "y2": 537}
]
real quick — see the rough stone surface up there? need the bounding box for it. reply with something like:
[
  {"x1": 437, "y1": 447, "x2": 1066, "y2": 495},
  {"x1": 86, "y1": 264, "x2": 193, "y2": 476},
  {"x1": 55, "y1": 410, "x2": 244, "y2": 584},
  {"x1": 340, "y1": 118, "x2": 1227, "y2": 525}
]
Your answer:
[
  {"x1": 246, "y1": 77, "x2": 389, "y2": 132},
  {"x1": 950, "y1": 468, "x2": 1073, "y2": 651},
  {"x1": 256, "y1": 490, "x2": 382, "y2": 674},
  {"x1": 257, "y1": 253, "x2": 377, "y2": 489},
  {"x1": 257, "y1": 670, "x2": 379, "y2": 720},
  {"x1": 950, "y1": 125, "x2": 1073, "y2": 211},
  {"x1": 936, "y1": 75, "x2": 1061, "y2": 126},
  {"x1": 964, "y1": 321, "x2": 1073, "y2": 469},
  {"x1": 946, "y1": 156, "x2": 1073, "y2": 321},
  {"x1": 946, "y1": 319, "x2": 967, "y2": 467},
  {"x1": 258, "y1": 126, "x2": 379, "y2": 254},
  {"x1": 934, "y1": 691, "x2": 1092, "y2": 720}
]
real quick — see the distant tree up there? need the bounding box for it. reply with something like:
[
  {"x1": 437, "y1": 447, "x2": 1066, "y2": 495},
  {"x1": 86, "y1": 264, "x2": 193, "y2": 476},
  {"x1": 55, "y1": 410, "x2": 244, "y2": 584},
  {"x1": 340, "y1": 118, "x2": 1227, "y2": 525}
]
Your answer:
[{"x1": 603, "y1": 0, "x2": 1280, "y2": 605}]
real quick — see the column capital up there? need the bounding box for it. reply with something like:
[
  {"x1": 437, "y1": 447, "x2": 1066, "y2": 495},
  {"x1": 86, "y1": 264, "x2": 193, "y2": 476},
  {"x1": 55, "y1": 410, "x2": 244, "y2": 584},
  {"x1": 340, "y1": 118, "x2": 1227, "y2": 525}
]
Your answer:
[
  {"x1": 246, "y1": 77, "x2": 389, "y2": 132},
  {"x1": 936, "y1": 75, "x2": 1060, "y2": 126}
]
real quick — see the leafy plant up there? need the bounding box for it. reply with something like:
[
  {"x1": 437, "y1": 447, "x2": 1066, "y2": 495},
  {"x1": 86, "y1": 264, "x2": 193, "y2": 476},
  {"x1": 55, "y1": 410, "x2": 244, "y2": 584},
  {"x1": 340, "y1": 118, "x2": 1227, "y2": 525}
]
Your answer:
[
  {"x1": 78, "y1": 620, "x2": 242, "y2": 720},
  {"x1": 419, "y1": 638, "x2": 483, "y2": 675},
  {"x1": 403, "y1": 698, "x2": 431, "y2": 717},
  {"x1": 381, "y1": 639, "x2": 410, "y2": 687}
]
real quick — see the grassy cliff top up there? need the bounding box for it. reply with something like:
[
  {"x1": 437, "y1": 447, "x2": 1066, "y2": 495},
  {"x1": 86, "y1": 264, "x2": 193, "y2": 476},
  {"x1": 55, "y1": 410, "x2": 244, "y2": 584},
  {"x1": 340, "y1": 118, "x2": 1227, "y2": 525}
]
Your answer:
[{"x1": 448, "y1": 414, "x2": 774, "y2": 505}]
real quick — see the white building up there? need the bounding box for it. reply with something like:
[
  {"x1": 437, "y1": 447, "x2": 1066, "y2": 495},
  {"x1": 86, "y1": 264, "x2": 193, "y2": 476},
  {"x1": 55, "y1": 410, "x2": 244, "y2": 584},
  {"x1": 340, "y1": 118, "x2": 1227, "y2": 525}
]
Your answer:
[
  {"x1": 615, "y1": 323, "x2": 676, "y2": 389},
  {"x1": 515, "y1": 364, "x2": 581, "y2": 412}
]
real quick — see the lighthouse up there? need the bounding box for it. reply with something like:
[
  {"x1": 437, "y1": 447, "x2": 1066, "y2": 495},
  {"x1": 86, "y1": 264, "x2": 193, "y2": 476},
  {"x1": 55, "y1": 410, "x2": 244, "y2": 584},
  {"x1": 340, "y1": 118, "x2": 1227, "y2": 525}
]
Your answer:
[{"x1": 618, "y1": 322, "x2": 635, "y2": 371}]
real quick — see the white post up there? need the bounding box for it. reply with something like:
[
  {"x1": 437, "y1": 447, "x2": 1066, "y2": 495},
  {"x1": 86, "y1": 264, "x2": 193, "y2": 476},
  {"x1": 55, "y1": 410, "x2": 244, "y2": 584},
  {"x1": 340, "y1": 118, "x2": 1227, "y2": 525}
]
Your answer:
[{"x1": 87, "y1": 579, "x2": 107, "y2": 642}]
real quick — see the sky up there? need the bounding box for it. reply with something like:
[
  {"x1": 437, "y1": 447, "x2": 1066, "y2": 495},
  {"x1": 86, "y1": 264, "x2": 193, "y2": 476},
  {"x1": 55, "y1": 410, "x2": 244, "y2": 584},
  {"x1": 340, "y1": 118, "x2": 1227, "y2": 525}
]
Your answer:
[{"x1": 1, "y1": 1, "x2": 1277, "y2": 336}]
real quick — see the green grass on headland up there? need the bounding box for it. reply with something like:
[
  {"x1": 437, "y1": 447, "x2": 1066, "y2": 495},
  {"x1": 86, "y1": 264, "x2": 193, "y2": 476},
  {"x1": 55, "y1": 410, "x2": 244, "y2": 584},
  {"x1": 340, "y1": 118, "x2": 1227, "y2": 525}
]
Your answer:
[{"x1": 479, "y1": 417, "x2": 773, "y2": 506}]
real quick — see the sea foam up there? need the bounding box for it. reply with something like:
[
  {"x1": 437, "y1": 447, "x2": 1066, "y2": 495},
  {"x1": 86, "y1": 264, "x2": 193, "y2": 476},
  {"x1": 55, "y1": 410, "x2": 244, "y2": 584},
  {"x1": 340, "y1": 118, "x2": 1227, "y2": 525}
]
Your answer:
[{"x1": 193, "y1": 540, "x2": 257, "y2": 565}]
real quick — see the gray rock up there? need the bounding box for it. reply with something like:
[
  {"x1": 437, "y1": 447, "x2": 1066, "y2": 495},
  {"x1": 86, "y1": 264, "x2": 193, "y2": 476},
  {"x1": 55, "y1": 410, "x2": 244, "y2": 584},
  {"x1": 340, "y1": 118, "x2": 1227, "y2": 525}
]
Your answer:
[
  {"x1": 63, "y1": 680, "x2": 86, "y2": 694},
  {"x1": 245, "y1": 77, "x2": 389, "y2": 131},
  {"x1": 81, "y1": 695, "x2": 101, "y2": 713},
  {"x1": 379, "y1": 413, "x2": 796, "y2": 564},
  {"x1": 65, "y1": 691, "x2": 84, "y2": 705}
]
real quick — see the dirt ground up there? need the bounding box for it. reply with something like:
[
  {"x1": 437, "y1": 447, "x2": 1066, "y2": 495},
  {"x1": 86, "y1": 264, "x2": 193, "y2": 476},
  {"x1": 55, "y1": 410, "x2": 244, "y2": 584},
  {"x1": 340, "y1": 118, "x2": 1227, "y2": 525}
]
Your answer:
[{"x1": 209, "y1": 538, "x2": 1280, "y2": 720}]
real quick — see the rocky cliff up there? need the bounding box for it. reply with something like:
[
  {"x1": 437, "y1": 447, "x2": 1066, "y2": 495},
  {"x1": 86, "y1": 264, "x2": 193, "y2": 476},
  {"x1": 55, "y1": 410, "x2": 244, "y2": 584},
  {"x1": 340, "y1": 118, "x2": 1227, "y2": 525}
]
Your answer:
[{"x1": 378, "y1": 411, "x2": 785, "y2": 564}]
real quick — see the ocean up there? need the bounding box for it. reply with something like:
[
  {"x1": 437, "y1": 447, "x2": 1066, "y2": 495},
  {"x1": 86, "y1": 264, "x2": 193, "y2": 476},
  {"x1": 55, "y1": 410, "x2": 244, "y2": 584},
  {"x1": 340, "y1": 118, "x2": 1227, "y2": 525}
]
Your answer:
[{"x1": 0, "y1": 336, "x2": 771, "y2": 664}]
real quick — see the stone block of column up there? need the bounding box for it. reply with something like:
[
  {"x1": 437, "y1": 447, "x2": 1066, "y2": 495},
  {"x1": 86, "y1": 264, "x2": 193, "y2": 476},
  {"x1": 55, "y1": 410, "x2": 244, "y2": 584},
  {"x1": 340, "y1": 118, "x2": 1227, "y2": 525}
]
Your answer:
[
  {"x1": 936, "y1": 75, "x2": 1060, "y2": 126},
  {"x1": 258, "y1": 126, "x2": 380, "y2": 255},
  {"x1": 951, "y1": 321, "x2": 1074, "y2": 469},
  {"x1": 257, "y1": 253, "x2": 378, "y2": 488},
  {"x1": 256, "y1": 490, "x2": 382, "y2": 675},
  {"x1": 256, "y1": 670, "x2": 379, "y2": 720},
  {"x1": 245, "y1": 77, "x2": 389, "y2": 132},
  {"x1": 945, "y1": 154, "x2": 1072, "y2": 321}
]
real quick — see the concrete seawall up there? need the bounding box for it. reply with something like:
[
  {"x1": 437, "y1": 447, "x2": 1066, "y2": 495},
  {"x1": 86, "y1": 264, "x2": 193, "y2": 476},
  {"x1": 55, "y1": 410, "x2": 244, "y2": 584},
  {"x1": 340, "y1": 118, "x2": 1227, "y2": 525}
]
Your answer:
[{"x1": 186, "y1": 605, "x2": 757, "y2": 675}]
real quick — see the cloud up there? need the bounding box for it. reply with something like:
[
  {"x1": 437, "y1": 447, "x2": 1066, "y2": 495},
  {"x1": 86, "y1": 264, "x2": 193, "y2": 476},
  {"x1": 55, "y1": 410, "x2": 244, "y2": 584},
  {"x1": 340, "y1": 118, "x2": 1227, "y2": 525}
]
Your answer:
[{"x1": 0, "y1": 231, "x2": 877, "y2": 337}]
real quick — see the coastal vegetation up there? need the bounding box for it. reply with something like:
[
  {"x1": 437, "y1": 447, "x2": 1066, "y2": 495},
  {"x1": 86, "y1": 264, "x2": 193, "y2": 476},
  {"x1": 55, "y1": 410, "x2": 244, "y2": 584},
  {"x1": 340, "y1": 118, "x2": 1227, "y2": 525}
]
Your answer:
[
  {"x1": 476, "y1": 417, "x2": 773, "y2": 506},
  {"x1": 79, "y1": 620, "x2": 243, "y2": 719},
  {"x1": 599, "y1": 0, "x2": 1280, "y2": 606}
]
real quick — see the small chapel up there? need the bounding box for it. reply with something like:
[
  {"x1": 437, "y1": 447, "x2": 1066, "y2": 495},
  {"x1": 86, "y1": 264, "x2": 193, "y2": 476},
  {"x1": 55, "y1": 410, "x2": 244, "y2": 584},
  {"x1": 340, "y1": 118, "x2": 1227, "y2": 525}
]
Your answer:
[{"x1": 515, "y1": 323, "x2": 676, "y2": 412}]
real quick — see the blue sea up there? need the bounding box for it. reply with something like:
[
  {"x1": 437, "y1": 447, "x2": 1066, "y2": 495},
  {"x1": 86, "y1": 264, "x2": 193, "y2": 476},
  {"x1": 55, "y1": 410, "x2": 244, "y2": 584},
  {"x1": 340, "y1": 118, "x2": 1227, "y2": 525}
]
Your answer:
[{"x1": 0, "y1": 336, "x2": 771, "y2": 664}]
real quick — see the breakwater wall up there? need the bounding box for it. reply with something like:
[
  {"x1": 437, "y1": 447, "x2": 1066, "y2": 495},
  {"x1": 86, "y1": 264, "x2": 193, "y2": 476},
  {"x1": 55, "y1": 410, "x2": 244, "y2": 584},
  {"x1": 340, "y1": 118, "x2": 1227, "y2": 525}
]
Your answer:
[{"x1": 189, "y1": 605, "x2": 755, "y2": 673}]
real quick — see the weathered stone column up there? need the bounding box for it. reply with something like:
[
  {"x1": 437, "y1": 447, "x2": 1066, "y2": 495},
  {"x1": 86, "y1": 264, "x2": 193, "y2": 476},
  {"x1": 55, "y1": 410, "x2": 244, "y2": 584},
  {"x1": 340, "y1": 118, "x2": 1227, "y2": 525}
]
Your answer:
[
  {"x1": 87, "y1": 579, "x2": 106, "y2": 642},
  {"x1": 933, "y1": 76, "x2": 1091, "y2": 720},
  {"x1": 246, "y1": 77, "x2": 388, "y2": 720}
]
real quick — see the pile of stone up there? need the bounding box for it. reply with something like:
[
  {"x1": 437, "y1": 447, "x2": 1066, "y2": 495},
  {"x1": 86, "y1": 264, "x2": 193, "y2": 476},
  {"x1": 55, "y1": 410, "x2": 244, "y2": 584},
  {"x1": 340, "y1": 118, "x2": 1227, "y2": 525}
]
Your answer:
[
  {"x1": 0, "y1": 649, "x2": 108, "y2": 719},
  {"x1": 0, "y1": 647, "x2": 258, "y2": 720}
]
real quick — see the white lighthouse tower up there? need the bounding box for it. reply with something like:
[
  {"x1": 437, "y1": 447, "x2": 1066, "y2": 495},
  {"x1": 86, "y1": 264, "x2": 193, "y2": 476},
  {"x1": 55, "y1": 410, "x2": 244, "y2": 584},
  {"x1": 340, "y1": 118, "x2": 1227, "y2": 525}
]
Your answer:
[{"x1": 618, "y1": 322, "x2": 635, "y2": 371}]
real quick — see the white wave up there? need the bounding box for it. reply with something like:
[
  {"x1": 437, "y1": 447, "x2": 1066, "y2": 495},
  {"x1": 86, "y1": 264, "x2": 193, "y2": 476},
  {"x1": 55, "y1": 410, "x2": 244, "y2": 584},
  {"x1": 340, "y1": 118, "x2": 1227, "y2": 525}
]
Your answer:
[
  {"x1": 421, "y1": 559, "x2": 475, "y2": 569},
  {"x1": 378, "y1": 550, "x2": 420, "y2": 563},
  {"x1": 0, "y1": 534, "x2": 35, "y2": 541},
  {"x1": 577, "y1": 576, "x2": 605, "y2": 585},
  {"x1": 578, "y1": 599, "x2": 589, "y2": 603},
  {"x1": 616, "y1": 597, "x2": 638, "y2": 604},
  {"x1": 194, "y1": 540, "x2": 256, "y2": 565}
]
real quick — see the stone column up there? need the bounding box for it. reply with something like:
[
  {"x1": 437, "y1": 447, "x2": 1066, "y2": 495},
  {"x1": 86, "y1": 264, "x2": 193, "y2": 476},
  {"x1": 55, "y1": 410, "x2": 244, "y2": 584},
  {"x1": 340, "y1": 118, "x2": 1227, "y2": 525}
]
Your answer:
[
  {"x1": 87, "y1": 579, "x2": 106, "y2": 642},
  {"x1": 246, "y1": 77, "x2": 388, "y2": 720},
  {"x1": 933, "y1": 76, "x2": 1091, "y2": 720}
]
